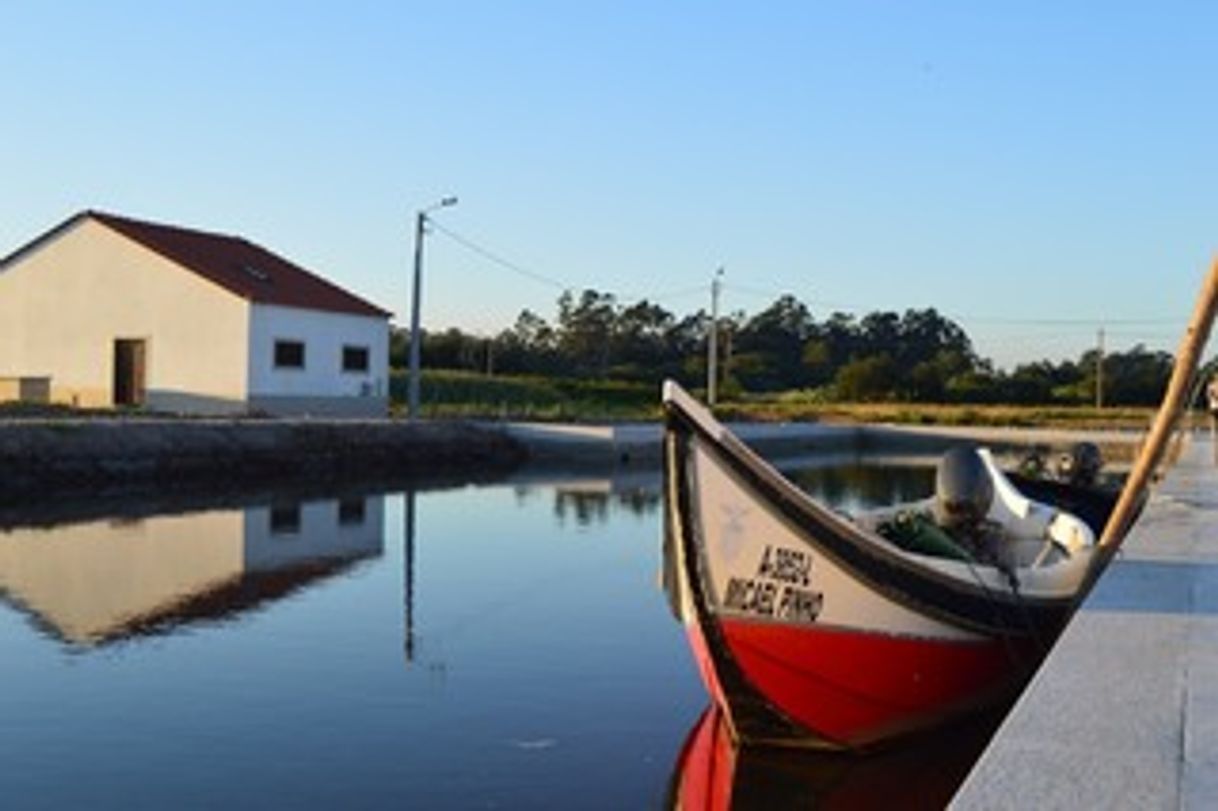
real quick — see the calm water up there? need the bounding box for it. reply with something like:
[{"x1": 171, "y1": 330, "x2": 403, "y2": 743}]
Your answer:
[{"x1": 0, "y1": 457, "x2": 997, "y2": 809}]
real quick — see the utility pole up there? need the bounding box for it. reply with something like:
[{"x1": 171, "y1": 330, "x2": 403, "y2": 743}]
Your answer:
[
  {"x1": 408, "y1": 212, "x2": 426, "y2": 419},
  {"x1": 1096, "y1": 327, "x2": 1105, "y2": 409},
  {"x1": 408, "y1": 196, "x2": 458, "y2": 419},
  {"x1": 403, "y1": 489, "x2": 416, "y2": 664},
  {"x1": 724, "y1": 320, "x2": 733, "y2": 385},
  {"x1": 708, "y1": 267, "x2": 724, "y2": 406}
]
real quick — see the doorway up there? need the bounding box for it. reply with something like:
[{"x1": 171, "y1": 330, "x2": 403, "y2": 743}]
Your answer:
[{"x1": 113, "y1": 339, "x2": 147, "y2": 407}]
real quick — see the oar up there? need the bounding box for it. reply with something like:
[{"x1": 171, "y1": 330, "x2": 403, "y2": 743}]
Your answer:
[{"x1": 1096, "y1": 257, "x2": 1218, "y2": 554}]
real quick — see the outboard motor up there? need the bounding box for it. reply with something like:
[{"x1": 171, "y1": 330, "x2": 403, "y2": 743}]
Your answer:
[
  {"x1": 1054, "y1": 442, "x2": 1102, "y2": 487},
  {"x1": 1017, "y1": 447, "x2": 1048, "y2": 478},
  {"x1": 933, "y1": 447, "x2": 994, "y2": 530}
]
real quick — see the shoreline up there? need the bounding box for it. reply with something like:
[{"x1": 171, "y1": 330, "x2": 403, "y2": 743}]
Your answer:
[
  {"x1": 0, "y1": 419, "x2": 526, "y2": 502},
  {"x1": 0, "y1": 416, "x2": 1144, "y2": 505}
]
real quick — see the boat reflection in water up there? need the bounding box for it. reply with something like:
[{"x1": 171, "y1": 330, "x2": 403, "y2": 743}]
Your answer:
[
  {"x1": 0, "y1": 495, "x2": 384, "y2": 647},
  {"x1": 666, "y1": 703, "x2": 1003, "y2": 810}
]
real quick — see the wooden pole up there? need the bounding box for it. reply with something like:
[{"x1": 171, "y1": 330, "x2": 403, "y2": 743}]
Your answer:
[{"x1": 1098, "y1": 257, "x2": 1218, "y2": 550}]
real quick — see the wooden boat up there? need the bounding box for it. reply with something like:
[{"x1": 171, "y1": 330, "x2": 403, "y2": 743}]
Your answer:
[{"x1": 661, "y1": 380, "x2": 1126, "y2": 751}]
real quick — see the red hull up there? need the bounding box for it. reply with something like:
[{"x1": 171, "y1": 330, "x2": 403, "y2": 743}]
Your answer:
[
  {"x1": 671, "y1": 707, "x2": 736, "y2": 811},
  {"x1": 687, "y1": 617, "x2": 1026, "y2": 748}
]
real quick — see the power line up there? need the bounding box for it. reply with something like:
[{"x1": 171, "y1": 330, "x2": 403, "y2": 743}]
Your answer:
[
  {"x1": 429, "y1": 220, "x2": 571, "y2": 291},
  {"x1": 430, "y1": 221, "x2": 709, "y2": 307},
  {"x1": 722, "y1": 282, "x2": 862, "y2": 312},
  {"x1": 424, "y1": 225, "x2": 1182, "y2": 332},
  {"x1": 625, "y1": 283, "x2": 710, "y2": 304},
  {"x1": 954, "y1": 315, "x2": 1177, "y2": 326}
]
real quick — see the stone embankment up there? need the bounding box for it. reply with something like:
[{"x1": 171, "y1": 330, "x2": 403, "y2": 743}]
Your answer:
[
  {"x1": 0, "y1": 419, "x2": 526, "y2": 500},
  {"x1": 0, "y1": 416, "x2": 1143, "y2": 504}
]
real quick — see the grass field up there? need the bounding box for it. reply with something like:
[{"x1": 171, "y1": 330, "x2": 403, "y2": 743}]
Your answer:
[
  {"x1": 390, "y1": 369, "x2": 660, "y2": 421},
  {"x1": 714, "y1": 400, "x2": 1158, "y2": 430},
  {"x1": 392, "y1": 370, "x2": 1161, "y2": 429}
]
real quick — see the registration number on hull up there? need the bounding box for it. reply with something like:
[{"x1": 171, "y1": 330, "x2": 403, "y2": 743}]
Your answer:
[{"x1": 721, "y1": 544, "x2": 824, "y2": 623}]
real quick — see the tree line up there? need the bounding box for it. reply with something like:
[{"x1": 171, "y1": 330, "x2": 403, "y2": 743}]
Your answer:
[{"x1": 390, "y1": 289, "x2": 1173, "y2": 406}]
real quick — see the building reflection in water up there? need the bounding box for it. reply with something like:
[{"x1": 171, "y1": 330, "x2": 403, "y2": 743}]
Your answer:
[
  {"x1": 666, "y1": 704, "x2": 1003, "y2": 810},
  {"x1": 0, "y1": 495, "x2": 385, "y2": 647}
]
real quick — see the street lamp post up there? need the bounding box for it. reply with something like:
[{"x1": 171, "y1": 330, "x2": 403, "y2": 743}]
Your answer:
[{"x1": 408, "y1": 196, "x2": 458, "y2": 419}]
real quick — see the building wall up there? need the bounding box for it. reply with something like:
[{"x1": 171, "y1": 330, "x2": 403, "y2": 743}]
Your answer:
[
  {"x1": 247, "y1": 303, "x2": 389, "y2": 416},
  {"x1": 0, "y1": 218, "x2": 250, "y2": 411}
]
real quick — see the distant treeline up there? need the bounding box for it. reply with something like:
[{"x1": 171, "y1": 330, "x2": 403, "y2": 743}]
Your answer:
[{"x1": 390, "y1": 290, "x2": 1174, "y2": 406}]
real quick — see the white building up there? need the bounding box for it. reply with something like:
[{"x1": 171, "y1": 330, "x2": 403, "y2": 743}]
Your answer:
[{"x1": 0, "y1": 210, "x2": 391, "y2": 416}]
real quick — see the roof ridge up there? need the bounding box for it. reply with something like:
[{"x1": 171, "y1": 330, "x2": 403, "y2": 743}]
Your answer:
[{"x1": 88, "y1": 209, "x2": 245, "y2": 245}]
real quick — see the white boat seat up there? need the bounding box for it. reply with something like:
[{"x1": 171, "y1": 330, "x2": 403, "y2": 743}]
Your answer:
[
  {"x1": 978, "y1": 448, "x2": 1055, "y2": 540},
  {"x1": 978, "y1": 448, "x2": 1095, "y2": 555}
]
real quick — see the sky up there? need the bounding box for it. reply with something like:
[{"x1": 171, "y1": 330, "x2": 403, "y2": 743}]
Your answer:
[{"x1": 3, "y1": 2, "x2": 1217, "y2": 370}]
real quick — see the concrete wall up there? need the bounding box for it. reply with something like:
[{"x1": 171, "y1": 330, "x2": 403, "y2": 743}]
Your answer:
[
  {"x1": 0, "y1": 218, "x2": 250, "y2": 412},
  {"x1": 247, "y1": 303, "x2": 389, "y2": 416}
]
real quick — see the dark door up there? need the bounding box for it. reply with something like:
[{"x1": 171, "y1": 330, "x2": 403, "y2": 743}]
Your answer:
[{"x1": 113, "y1": 339, "x2": 147, "y2": 406}]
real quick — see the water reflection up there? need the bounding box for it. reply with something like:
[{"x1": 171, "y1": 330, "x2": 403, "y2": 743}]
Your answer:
[
  {"x1": 553, "y1": 486, "x2": 662, "y2": 526},
  {"x1": 0, "y1": 456, "x2": 986, "y2": 807},
  {"x1": 784, "y1": 454, "x2": 937, "y2": 512},
  {"x1": 404, "y1": 490, "x2": 417, "y2": 662},
  {"x1": 667, "y1": 705, "x2": 1003, "y2": 810},
  {"x1": 0, "y1": 496, "x2": 385, "y2": 647},
  {"x1": 541, "y1": 455, "x2": 937, "y2": 526}
]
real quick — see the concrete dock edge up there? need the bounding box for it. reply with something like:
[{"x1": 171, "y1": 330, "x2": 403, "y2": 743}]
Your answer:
[
  {"x1": 952, "y1": 433, "x2": 1218, "y2": 809},
  {"x1": 495, "y1": 420, "x2": 1142, "y2": 466}
]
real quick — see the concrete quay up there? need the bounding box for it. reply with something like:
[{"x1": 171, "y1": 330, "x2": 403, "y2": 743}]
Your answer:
[
  {"x1": 952, "y1": 433, "x2": 1218, "y2": 809},
  {"x1": 496, "y1": 420, "x2": 1143, "y2": 466}
]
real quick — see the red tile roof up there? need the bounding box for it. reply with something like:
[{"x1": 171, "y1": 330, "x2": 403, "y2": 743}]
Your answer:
[
  {"x1": 1, "y1": 211, "x2": 389, "y2": 318},
  {"x1": 91, "y1": 211, "x2": 391, "y2": 318}
]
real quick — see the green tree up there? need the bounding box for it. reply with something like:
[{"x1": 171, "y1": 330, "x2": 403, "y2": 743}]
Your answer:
[
  {"x1": 557, "y1": 289, "x2": 618, "y2": 376},
  {"x1": 735, "y1": 295, "x2": 815, "y2": 390},
  {"x1": 612, "y1": 299, "x2": 676, "y2": 378},
  {"x1": 834, "y1": 354, "x2": 897, "y2": 401}
]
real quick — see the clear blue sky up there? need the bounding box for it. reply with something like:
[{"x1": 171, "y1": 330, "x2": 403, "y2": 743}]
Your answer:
[{"x1": 3, "y1": 2, "x2": 1216, "y2": 369}]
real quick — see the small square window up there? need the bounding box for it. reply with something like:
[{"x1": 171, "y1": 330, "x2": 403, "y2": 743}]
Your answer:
[
  {"x1": 275, "y1": 340, "x2": 305, "y2": 369},
  {"x1": 338, "y1": 497, "x2": 366, "y2": 526},
  {"x1": 343, "y1": 346, "x2": 370, "y2": 373},
  {"x1": 270, "y1": 503, "x2": 301, "y2": 535}
]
